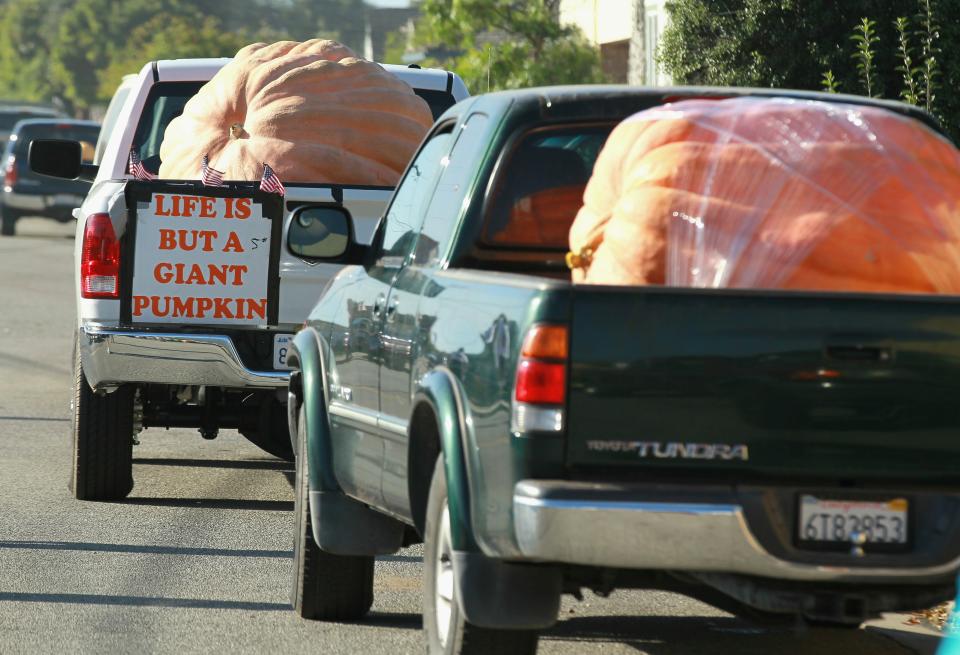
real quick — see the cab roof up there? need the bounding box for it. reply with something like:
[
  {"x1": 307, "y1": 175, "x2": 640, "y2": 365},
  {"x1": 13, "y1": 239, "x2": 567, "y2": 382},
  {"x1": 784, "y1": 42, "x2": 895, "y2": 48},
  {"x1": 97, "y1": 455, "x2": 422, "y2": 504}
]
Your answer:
[{"x1": 153, "y1": 58, "x2": 461, "y2": 94}]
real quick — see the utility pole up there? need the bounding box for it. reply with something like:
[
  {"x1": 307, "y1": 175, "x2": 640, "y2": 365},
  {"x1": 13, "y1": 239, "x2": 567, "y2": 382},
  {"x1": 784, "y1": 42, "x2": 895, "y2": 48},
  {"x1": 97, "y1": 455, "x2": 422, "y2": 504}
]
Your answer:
[{"x1": 627, "y1": 0, "x2": 645, "y2": 85}]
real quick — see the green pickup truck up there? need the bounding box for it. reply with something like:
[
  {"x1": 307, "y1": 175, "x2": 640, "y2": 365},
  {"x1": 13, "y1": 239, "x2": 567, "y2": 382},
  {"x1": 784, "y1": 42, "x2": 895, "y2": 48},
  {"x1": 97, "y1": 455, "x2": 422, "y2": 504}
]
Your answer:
[{"x1": 284, "y1": 86, "x2": 960, "y2": 654}]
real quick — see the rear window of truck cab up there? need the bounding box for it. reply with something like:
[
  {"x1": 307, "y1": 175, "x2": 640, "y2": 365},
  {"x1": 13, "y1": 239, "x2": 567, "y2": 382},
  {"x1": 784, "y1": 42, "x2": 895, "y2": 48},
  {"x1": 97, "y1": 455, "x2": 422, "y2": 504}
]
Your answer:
[
  {"x1": 482, "y1": 124, "x2": 613, "y2": 250},
  {"x1": 132, "y1": 81, "x2": 457, "y2": 176},
  {"x1": 13, "y1": 123, "x2": 100, "y2": 162}
]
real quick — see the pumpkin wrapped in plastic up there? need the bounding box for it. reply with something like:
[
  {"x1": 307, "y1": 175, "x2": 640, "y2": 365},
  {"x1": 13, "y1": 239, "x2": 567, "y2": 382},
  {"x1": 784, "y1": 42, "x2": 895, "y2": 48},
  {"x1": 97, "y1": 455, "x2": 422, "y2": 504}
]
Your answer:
[
  {"x1": 158, "y1": 39, "x2": 434, "y2": 186},
  {"x1": 568, "y1": 97, "x2": 960, "y2": 293}
]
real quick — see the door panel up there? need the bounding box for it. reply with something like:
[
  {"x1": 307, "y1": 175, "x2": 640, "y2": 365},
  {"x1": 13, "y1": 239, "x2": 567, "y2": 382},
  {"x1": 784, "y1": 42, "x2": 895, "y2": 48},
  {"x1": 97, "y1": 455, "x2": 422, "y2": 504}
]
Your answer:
[
  {"x1": 372, "y1": 129, "x2": 456, "y2": 516},
  {"x1": 379, "y1": 268, "x2": 442, "y2": 513},
  {"x1": 326, "y1": 269, "x2": 388, "y2": 505}
]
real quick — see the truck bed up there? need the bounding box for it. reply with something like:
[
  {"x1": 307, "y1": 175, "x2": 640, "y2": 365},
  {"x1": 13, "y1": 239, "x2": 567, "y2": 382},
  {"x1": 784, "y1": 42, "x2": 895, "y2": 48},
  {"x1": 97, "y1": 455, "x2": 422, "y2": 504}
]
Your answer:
[{"x1": 567, "y1": 285, "x2": 960, "y2": 483}]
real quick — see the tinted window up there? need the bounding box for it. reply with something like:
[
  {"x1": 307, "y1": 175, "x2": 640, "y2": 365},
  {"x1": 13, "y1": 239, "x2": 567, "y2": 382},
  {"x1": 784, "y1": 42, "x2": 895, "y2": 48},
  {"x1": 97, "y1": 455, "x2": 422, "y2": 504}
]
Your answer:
[
  {"x1": 132, "y1": 81, "x2": 205, "y2": 174},
  {"x1": 376, "y1": 129, "x2": 454, "y2": 268},
  {"x1": 95, "y1": 84, "x2": 133, "y2": 165},
  {"x1": 414, "y1": 89, "x2": 457, "y2": 121},
  {"x1": 483, "y1": 126, "x2": 612, "y2": 249},
  {"x1": 14, "y1": 123, "x2": 100, "y2": 162},
  {"x1": 415, "y1": 113, "x2": 490, "y2": 267},
  {"x1": 128, "y1": 81, "x2": 452, "y2": 176}
]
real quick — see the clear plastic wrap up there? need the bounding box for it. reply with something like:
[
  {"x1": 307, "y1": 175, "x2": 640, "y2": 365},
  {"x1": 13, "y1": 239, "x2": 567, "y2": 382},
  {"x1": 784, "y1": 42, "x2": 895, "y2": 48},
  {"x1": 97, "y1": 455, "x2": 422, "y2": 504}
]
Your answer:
[{"x1": 568, "y1": 97, "x2": 960, "y2": 293}]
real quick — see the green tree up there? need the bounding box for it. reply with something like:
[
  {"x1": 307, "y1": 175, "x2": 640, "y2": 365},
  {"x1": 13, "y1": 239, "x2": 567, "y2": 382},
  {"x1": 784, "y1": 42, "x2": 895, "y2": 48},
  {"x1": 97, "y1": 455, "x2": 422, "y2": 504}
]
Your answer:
[
  {"x1": 659, "y1": 0, "x2": 960, "y2": 136},
  {"x1": 98, "y1": 14, "x2": 260, "y2": 100},
  {"x1": 416, "y1": 0, "x2": 607, "y2": 92},
  {"x1": 48, "y1": 0, "x2": 193, "y2": 115},
  {"x1": 284, "y1": 0, "x2": 368, "y2": 51},
  {"x1": 0, "y1": 0, "x2": 68, "y2": 104}
]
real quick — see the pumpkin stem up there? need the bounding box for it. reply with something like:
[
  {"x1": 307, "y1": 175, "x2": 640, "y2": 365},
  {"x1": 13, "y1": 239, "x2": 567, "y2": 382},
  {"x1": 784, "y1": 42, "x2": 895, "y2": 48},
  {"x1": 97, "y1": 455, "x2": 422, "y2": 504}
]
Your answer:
[
  {"x1": 229, "y1": 123, "x2": 247, "y2": 139},
  {"x1": 566, "y1": 247, "x2": 594, "y2": 270}
]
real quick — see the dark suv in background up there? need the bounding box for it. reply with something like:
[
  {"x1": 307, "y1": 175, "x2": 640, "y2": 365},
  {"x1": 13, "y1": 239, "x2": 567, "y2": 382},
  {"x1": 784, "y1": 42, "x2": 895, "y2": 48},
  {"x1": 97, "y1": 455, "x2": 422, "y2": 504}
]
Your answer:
[
  {"x1": 0, "y1": 105, "x2": 62, "y2": 151},
  {"x1": 1, "y1": 119, "x2": 99, "y2": 235}
]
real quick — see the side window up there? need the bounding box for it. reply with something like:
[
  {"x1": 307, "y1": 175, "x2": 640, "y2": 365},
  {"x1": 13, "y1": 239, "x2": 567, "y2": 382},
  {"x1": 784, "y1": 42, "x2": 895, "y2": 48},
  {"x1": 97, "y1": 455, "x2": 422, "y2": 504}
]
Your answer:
[
  {"x1": 415, "y1": 113, "x2": 491, "y2": 267},
  {"x1": 376, "y1": 128, "x2": 454, "y2": 268}
]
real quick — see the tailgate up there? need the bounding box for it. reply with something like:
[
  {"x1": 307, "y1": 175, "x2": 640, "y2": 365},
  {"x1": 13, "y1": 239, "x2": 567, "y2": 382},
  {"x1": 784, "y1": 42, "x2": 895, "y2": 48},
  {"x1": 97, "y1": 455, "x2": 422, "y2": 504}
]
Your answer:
[
  {"x1": 121, "y1": 181, "x2": 283, "y2": 328},
  {"x1": 567, "y1": 287, "x2": 960, "y2": 481}
]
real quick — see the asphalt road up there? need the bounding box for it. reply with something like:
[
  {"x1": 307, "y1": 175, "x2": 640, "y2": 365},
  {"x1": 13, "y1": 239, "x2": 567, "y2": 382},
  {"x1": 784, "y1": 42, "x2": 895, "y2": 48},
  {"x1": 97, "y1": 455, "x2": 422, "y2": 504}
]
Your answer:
[{"x1": 0, "y1": 218, "x2": 946, "y2": 654}]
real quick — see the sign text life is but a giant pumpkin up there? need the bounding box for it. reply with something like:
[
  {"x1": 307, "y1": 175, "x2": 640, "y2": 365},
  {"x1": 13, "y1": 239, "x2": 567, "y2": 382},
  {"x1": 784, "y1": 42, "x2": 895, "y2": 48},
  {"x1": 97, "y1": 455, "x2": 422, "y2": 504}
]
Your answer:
[{"x1": 131, "y1": 194, "x2": 272, "y2": 325}]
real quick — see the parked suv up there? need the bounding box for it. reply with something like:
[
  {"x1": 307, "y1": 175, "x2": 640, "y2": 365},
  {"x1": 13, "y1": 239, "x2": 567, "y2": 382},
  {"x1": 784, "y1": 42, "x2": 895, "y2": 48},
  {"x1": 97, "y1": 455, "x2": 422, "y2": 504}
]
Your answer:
[{"x1": 1, "y1": 119, "x2": 99, "y2": 235}]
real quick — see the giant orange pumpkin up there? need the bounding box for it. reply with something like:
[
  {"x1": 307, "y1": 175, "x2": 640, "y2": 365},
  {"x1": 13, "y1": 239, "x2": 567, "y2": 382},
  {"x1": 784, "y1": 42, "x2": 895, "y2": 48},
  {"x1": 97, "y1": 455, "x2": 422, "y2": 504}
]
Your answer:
[
  {"x1": 568, "y1": 98, "x2": 960, "y2": 293},
  {"x1": 158, "y1": 39, "x2": 434, "y2": 185}
]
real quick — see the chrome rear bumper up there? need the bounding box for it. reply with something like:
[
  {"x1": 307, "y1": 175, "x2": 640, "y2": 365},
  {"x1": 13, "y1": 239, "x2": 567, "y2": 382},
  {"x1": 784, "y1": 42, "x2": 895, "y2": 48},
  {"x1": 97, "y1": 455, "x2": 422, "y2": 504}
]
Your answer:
[
  {"x1": 513, "y1": 480, "x2": 960, "y2": 584},
  {"x1": 79, "y1": 324, "x2": 289, "y2": 390}
]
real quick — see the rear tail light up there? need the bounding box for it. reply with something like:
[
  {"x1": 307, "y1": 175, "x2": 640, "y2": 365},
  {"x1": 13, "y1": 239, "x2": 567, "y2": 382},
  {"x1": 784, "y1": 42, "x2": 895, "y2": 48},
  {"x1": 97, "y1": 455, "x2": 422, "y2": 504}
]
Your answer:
[
  {"x1": 512, "y1": 324, "x2": 568, "y2": 433},
  {"x1": 4, "y1": 155, "x2": 17, "y2": 188},
  {"x1": 80, "y1": 213, "x2": 120, "y2": 298}
]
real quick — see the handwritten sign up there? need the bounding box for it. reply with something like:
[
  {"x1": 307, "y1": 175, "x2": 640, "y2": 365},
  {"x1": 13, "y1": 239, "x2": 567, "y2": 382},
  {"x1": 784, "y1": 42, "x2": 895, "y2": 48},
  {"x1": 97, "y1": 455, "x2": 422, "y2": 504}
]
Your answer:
[{"x1": 131, "y1": 193, "x2": 272, "y2": 325}]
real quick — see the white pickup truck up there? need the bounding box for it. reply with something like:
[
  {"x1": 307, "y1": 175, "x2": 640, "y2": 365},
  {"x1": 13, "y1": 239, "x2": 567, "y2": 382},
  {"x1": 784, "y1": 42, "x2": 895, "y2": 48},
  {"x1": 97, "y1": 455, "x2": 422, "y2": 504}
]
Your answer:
[{"x1": 32, "y1": 57, "x2": 467, "y2": 501}]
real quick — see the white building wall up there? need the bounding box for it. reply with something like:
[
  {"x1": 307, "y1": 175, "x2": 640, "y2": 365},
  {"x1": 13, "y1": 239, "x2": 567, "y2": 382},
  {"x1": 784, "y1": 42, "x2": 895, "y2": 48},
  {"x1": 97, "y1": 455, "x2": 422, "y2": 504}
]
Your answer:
[
  {"x1": 560, "y1": 0, "x2": 632, "y2": 45},
  {"x1": 560, "y1": 0, "x2": 672, "y2": 86}
]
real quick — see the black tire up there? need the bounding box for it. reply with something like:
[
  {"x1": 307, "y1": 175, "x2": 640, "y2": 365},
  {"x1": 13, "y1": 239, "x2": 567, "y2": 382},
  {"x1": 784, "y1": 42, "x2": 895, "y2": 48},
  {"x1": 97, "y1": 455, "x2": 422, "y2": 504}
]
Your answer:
[
  {"x1": 241, "y1": 396, "x2": 294, "y2": 461},
  {"x1": 241, "y1": 428, "x2": 294, "y2": 461},
  {"x1": 423, "y1": 457, "x2": 539, "y2": 655},
  {"x1": 291, "y1": 404, "x2": 374, "y2": 620},
  {"x1": 71, "y1": 338, "x2": 135, "y2": 501},
  {"x1": 0, "y1": 207, "x2": 18, "y2": 236}
]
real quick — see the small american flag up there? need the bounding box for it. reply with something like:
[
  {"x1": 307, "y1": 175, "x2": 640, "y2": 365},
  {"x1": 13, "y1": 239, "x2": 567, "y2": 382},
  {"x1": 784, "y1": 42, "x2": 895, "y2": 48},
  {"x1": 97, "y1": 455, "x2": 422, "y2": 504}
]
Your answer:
[
  {"x1": 201, "y1": 154, "x2": 224, "y2": 187},
  {"x1": 259, "y1": 162, "x2": 285, "y2": 196},
  {"x1": 127, "y1": 148, "x2": 155, "y2": 181}
]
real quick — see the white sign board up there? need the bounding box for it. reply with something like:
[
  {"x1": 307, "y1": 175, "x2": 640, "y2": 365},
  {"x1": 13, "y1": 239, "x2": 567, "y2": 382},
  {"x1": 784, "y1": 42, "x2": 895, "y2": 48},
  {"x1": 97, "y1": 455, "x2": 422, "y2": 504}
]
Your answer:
[{"x1": 131, "y1": 193, "x2": 273, "y2": 325}]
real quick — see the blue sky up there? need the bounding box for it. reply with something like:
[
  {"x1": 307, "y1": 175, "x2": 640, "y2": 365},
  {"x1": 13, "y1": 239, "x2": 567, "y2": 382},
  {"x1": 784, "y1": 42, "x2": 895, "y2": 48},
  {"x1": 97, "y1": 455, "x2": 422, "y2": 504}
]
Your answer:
[{"x1": 366, "y1": 0, "x2": 410, "y2": 6}]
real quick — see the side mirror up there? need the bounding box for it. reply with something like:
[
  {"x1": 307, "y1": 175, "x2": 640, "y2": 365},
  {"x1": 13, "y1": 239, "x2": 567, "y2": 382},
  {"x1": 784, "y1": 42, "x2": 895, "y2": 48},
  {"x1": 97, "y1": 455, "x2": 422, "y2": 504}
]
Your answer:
[
  {"x1": 29, "y1": 139, "x2": 98, "y2": 181},
  {"x1": 288, "y1": 206, "x2": 356, "y2": 260}
]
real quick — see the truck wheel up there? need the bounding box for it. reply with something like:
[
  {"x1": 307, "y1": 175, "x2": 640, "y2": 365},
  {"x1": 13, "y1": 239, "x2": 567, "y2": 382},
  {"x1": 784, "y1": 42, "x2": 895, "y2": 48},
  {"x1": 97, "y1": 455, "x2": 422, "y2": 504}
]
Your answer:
[
  {"x1": 291, "y1": 405, "x2": 374, "y2": 620},
  {"x1": 241, "y1": 396, "x2": 294, "y2": 461},
  {"x1": 71, "y1": 341, "x2": 135, "y2": 500},
  {"x1": 423, "y1": 458, "x2": 539, "y2": 655},
  {"x1": 0, "y1": 208, "x2": 18, "y2": 236}
]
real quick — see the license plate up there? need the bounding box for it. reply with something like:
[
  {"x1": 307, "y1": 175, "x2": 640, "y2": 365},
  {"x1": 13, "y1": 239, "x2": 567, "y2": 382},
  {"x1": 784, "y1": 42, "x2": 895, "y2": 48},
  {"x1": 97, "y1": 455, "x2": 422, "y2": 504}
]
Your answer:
[
  {"x1": 52, "y1": 193, "x2": 82, "y2": 206},
  {"x1": 273, "y1": 334, "x2": 294, "y2": 370},
  {"x1": 798, "y1": 495, "x2": 909, "y2": 545}
]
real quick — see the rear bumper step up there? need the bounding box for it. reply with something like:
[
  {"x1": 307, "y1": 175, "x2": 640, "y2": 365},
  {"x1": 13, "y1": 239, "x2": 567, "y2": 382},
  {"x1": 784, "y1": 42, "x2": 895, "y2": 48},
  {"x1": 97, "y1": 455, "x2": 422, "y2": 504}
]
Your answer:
[
  {"x1": 512, "y1": 480, "x2": 960, "y2": 583},
  {"x1": 79, "y1": 324, "x2": 289, "y2": 390}
]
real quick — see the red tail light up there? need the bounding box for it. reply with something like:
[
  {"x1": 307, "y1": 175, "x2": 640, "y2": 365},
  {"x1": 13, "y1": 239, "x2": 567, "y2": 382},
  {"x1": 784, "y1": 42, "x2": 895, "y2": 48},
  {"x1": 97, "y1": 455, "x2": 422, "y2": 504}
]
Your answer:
[
  {"x1": 512, "y1": 324, "x2": 569, "y2": 433},
  {"x1": 515, "y1": 360, "x2": 566, "y2": 404},
  {"x1": 4, "y1": 156, "x2": 17, "y2": 188},
  {"x1": 80, "y1": 213, "x2": 120, "y2": 298}
]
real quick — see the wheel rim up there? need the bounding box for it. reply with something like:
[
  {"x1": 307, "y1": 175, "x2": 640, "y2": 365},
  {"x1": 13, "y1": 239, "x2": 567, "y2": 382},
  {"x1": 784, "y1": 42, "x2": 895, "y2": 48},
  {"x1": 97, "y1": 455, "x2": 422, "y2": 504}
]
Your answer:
[{"x1": 435, "y1": 504, "x2": 454, "y2": 647}]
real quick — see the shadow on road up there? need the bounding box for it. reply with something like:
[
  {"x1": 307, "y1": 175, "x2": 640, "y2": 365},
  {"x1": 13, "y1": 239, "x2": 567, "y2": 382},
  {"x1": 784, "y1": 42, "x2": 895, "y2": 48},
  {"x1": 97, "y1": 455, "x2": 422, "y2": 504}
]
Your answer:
[
  {"x1": 864, "y1": 625, "x2": 942, "y2": 653},
  {"x1": 0, "y1": 540, "x2": 291, "y2": 559},
  {"x1": 2, "y1": 232, "x2": 74, "y2": 242},
  {"x1": 542, "y1": 614, "x2": 928, "y2": 654},
  {"x1": 121, "y1": 497, "x2": 293, "y2": 511},
  {"x1": 347, "y1": 611, "x2": 421, "y2": 631},
  {"x1": 0, "y1": 349, "x2": 72, "y2": 377},
  {"x1": 377, "y1": 554, "x2": 420, "y2": 563},
  {"x1": 133, "y1": 457, "x2": 293, "y2": 471},
  {"x1": 0, "y1": 591, "x2": 287, "y2": 611}
]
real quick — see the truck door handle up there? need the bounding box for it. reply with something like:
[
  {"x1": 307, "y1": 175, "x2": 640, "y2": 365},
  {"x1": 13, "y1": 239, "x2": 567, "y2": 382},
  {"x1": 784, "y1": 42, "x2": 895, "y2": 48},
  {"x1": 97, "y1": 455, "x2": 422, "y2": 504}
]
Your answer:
[{"x1": 373, "y1": 294, "x2": 386, "y2": 318}]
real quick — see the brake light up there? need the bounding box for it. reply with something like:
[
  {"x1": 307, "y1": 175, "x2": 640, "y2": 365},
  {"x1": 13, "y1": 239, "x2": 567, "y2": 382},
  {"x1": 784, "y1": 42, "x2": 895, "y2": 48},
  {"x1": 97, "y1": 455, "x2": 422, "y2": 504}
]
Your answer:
[
  {"x1": 515, "y1": 360, "x2": 566, "y2": 404},
  {"x1": 4, "y1": 156, "x2": 16, "y2": 188},
  {"x1": 80, "y1": 213, "x2": 120, "y2": 298},
  {"x1": 512, "y1": 324, "x2": 568, "y2": 433}
]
